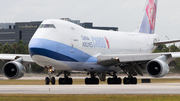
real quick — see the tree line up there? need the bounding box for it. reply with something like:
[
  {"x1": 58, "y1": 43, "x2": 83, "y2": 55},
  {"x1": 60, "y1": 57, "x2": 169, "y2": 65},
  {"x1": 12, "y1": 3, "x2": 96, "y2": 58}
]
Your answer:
[
  {"x1": 0, "y1": 40, "x2": 29, "y2": 54},
  {"x1": 153, "y1": 44, "x2": 180, "y2": 73},
  {"x1": 0, "y1": 40, "x2": 43, "y2": 73}
]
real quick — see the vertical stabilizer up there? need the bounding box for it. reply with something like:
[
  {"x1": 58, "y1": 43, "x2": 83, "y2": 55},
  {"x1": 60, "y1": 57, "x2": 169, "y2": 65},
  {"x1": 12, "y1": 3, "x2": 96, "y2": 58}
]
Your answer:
[{"x1": 137, "y1": 0, "x2": 158, "y2": 34}]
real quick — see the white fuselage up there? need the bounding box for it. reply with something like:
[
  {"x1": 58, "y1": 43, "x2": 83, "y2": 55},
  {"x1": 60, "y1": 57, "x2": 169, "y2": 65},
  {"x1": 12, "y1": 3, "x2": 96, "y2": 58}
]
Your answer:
[{"x1": 29, "y1": 19, "x2": 159, "y2": 72}]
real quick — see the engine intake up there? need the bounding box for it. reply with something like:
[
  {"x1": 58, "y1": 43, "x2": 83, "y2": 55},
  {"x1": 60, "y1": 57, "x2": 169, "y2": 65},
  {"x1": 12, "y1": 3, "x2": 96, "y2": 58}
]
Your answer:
[
  {"x1": 146, "y1": 55, "x2": 169, "y2": 77},
  {"x1": 3, "y1": 60, "x2": 26, "y2": 79}
]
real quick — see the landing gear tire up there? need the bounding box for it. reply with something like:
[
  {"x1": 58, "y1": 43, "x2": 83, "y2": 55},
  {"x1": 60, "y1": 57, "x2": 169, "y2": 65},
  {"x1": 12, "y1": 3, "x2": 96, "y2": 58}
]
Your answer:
[
  {"x1": 123, "y1": 77, "x2": 137, "y2": 85},
  {"x1": 45, "y1": 77, "x2": 50, "y2": 85},
  {"x1": 107, "y1": 78, "x2": 121, "y2": 85},
  {"x1": 59, "y1": 78, "x2": 73, "y2": 85},
  {"x1": 130, "y1": 77, "x2": 137, "y2": 84},
  {"x1": 59, "y1": 78, "x2": 64, "y2": 85},
  {"x1": 51, "y1": 77, "x2": 56, "y2": 85},
  {"x1": 95, "y1": 78, "x2": 99, "y2": 84},
  {"x1": 123, "y1": 77, "x2": 130, "y2": 85},
  {"x1": 66, "y1": 78, "x2": 73, "y2": 85},
  {"x1": 85, "y1": 78, "x2": 99, "y2": 85},
  {"x1": 107, "y1": 78, "x2": 113, "y2": 84},
  {"x1": 117, "y1": 78, "x2": 121, "y2": 84},
  {"x1": 85, "y1": 78, "x2": 89, "y2": 84}
]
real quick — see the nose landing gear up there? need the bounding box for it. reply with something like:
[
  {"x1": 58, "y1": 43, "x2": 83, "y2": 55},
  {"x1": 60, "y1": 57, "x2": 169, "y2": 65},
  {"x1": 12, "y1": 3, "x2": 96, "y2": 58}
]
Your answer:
[
  {"x1": 45, "y1": 67, "x2": 56, "y2": 85},
  {"x1": 44, "y1": 66, "x2": 73, "y2": 85}
]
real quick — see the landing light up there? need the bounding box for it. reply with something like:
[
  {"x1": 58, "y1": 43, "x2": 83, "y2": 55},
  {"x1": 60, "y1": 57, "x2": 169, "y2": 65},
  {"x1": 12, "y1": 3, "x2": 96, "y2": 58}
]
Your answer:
[
  {"x1": 49, "y1": 69, "x2": 52, "y2": 72},
  {"x1": 115, "y1": 57, "x2": 119, "y2": 60}
]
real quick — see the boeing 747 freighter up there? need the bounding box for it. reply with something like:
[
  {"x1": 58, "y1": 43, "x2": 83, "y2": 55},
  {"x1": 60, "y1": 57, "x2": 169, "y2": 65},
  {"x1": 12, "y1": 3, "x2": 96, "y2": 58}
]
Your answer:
[{"x1": 1, "y1": 0, "x2": 180, "y2": 85}]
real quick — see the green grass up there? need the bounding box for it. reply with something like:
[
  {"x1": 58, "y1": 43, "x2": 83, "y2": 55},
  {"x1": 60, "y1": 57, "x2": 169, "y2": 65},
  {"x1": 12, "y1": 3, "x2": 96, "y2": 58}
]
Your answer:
[
  {"x1": 0, "y1": 78, "x2": 180, "y2": 85},
  {"x1": 0, "y1": 94, "x2": 180, "y2": 101}
]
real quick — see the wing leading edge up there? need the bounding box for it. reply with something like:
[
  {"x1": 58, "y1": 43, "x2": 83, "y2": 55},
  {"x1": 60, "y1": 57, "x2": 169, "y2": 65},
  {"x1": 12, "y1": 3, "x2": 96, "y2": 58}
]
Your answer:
[
  {"x1": 97, "y1": 52, "x2": 180, "y2": 66},
  {"x1": 0, "y1": 54, "x2": 34, "y2": 63}
]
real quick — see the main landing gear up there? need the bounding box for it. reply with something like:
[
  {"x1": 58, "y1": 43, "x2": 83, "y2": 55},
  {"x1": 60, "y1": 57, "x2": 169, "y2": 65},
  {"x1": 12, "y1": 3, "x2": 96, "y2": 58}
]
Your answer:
[
  {"x1": 106, "y1": 72, "x2": 137, "y2": 85},
  {"x1": 45, "y1": 67, "x2": 73, "y2": 85},
  {"x1": 123, "y1": 77, "x2": 137, "y2": 84},
  {"x1": 121, "y1": 67, "x2": 137, "y2": 85},
  {"x1": 107, "y1": 72, "x2": 121, "y2": 84},
  {"x1": 85, "y1": 72, "x2": 99, "y2": 85},
  {"x1": 58, "y1": 71, "x2": 73, "y2": 85}
]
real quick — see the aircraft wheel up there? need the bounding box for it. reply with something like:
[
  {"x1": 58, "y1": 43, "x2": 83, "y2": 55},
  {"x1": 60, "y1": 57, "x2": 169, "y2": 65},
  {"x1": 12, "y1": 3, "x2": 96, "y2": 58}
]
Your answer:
[
  {"x1": 116, "y1": 78, "x2": 121, "y2": 84},
  {"x1": 69, "y1": 78, "x2": 73, "y2": 84},
  {"x1": 85, "y1": 78, "x2": 88, "y2": 84},
  {"x1": 108, "y1": 78, "x2": 121, "y2": 85},
  {"x1": 91, "y1": 78, "x2": 95, "y2": 84},
  {"x1": 59, "y1": 78, "x2": 64, "y2": 85},
  {"x1": 51, "y1": 77, "x2": 56, "y2": 85},
  {"x1": 107, "y1": 78, "x2": 113, "y2": 84},
  {"x1": 66, "y1": 78, "x2": 73, "y2": 85},
  {"x1": 85, "y1": 78, "x2": 91, "y2": 85},
  {"x1": 45, "y1": 77, "x2": 50, "y2": 85},
  {"x1": 123, "y1": 77, "x2": 130, "y2": 85},
  {"x1": 130, "y1": 77, "x2": 137, "y2": 84},
  {"x1": 95, "y1": 78, "x2": 99, "y2": 84}
]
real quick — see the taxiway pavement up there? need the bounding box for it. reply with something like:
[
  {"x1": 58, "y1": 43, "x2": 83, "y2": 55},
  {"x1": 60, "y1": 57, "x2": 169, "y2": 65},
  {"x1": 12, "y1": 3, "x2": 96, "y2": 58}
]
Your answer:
[{"x1": 0, "y1": 83, "x2": 180, "y2": 94}]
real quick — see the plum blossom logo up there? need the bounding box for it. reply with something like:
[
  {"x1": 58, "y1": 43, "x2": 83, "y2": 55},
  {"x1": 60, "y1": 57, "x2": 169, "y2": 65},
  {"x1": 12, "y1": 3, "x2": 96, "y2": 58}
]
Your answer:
[
  {"x1": 146, "y1": 0, "x2": 156, "y2": 31},
  {"x1": 104, "y1": 36, "x2": 110, "y2": 49}
]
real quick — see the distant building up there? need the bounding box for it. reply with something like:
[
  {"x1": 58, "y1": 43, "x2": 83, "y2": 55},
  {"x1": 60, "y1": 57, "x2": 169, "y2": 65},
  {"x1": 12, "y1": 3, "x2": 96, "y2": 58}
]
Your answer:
[
  {"x1": 0, "y1": 22, "x2": 41, "y2": 44},
  {"x1": 0, "y1": 18, "x2": 118, "y2": 44},
  {"x1": 61, "y1": 18, "x2": 118, "y2": 31},
  {"x1": 0, "y1": 23, "x2": 15, "y2": 29}
]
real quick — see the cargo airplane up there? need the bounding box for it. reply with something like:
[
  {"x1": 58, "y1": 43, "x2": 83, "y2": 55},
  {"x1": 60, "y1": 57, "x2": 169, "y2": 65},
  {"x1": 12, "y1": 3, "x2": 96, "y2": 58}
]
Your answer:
[{"x1": 1, "y1": 0, "x2": 180, "y2": 85}]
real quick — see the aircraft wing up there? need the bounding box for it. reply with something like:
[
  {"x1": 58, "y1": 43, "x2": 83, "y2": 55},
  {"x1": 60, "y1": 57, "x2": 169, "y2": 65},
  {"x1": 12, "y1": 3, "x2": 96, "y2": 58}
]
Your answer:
[
  {"x1": 0, "y1": 54, "x2": 34, "y2": 63},
  {"x1": 97, "y1": 52, "x2": 180, "y2": 66}
]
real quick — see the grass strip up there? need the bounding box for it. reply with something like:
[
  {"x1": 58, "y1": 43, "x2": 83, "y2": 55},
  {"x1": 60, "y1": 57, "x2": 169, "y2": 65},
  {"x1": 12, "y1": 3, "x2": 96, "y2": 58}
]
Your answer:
[
  {"x1": 0, "y1": 94, "x2": 180, "y2": 101},
  {"x1": 0, "y1": 78, "x2": 180, "y2": 85}
]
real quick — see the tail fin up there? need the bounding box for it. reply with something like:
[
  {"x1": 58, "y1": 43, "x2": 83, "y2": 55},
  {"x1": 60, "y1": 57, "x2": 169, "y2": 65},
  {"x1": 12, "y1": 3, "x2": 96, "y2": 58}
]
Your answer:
[{"x1": 136, "y1": 0, "x2": 158, "y2": 34}]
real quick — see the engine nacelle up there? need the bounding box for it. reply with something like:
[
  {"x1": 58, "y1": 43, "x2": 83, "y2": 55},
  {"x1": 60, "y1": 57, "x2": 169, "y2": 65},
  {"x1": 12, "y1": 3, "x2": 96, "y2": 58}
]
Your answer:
[
  {"x1": 3, "y1": 61, "x2": 26, "y2": 79},
  {"x1": 146, "y1": 56, "x2": 169, "y2": 77}
]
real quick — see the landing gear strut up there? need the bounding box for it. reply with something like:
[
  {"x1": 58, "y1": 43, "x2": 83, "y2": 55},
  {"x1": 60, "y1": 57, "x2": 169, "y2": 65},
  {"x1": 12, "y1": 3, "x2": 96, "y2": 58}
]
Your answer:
[
  {"x1": 107, "y1": 72, "x2": 121, "y2": 85},
  {"x1": 85, "y1": 72, "x2": 99, "y2": 85}
]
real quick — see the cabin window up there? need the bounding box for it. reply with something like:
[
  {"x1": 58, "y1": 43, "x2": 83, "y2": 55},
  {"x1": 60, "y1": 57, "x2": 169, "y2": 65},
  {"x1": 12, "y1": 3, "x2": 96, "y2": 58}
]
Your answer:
[{"x1": 39, "y1": 24, "x2": 56, "y2": 28}]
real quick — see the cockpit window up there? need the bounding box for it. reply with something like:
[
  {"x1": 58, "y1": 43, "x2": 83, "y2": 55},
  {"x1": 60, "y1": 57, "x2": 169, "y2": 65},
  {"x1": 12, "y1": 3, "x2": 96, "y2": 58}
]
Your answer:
[{"x1": 39, "y1": 24, "x2": 56, "y2": 28}]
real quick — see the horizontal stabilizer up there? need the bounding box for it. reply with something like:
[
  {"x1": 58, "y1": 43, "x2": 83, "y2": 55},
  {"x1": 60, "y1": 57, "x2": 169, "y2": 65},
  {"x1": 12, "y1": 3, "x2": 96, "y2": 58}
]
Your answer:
[{"x1": 154, "y1": 39, "x2": 180, "y2": 45}]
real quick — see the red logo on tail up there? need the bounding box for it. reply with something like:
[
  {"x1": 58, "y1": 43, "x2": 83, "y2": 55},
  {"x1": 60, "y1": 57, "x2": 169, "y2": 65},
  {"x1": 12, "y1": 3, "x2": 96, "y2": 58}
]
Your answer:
[{"x1": 146, "y1": 0, "x2": 156, "y2": 31}]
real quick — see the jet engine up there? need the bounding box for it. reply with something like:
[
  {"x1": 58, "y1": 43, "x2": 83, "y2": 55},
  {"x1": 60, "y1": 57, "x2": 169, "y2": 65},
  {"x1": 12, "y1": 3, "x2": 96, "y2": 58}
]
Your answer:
[
  {"x1": 146, "y1": 55, "x2": 169, "y2": 77},
  {"x1": 2, "y1": 58, "x2": 26, "y2": 79}
]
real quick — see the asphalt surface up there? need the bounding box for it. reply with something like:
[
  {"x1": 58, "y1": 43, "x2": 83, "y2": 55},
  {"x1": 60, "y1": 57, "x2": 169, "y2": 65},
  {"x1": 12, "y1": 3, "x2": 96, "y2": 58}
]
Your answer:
[{"x1": 0, "y1": 83, "x2": 180, "y2": 94}]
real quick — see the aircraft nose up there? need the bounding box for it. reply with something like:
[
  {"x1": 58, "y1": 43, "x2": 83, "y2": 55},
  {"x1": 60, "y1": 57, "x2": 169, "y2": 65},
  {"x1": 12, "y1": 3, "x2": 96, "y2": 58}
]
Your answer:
[{"x1": 28, "y1": 38, "x2": 44, "y2": 57}]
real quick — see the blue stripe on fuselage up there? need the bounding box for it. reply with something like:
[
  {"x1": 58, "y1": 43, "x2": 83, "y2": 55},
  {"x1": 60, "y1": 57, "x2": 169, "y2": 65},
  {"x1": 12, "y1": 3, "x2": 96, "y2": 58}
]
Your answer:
[
  {"x1": 29, "y1": 48, "x2": 78, "y2": 62},
  {"x1": 29, "y1": 38, "x2": 97, "y2": 62}
]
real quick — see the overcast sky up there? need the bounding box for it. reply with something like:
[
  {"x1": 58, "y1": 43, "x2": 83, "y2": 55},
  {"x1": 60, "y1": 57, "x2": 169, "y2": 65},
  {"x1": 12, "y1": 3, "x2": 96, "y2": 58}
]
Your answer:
[{"x1": 0, "y1": 0, "x2": 180, "y2": 44}]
